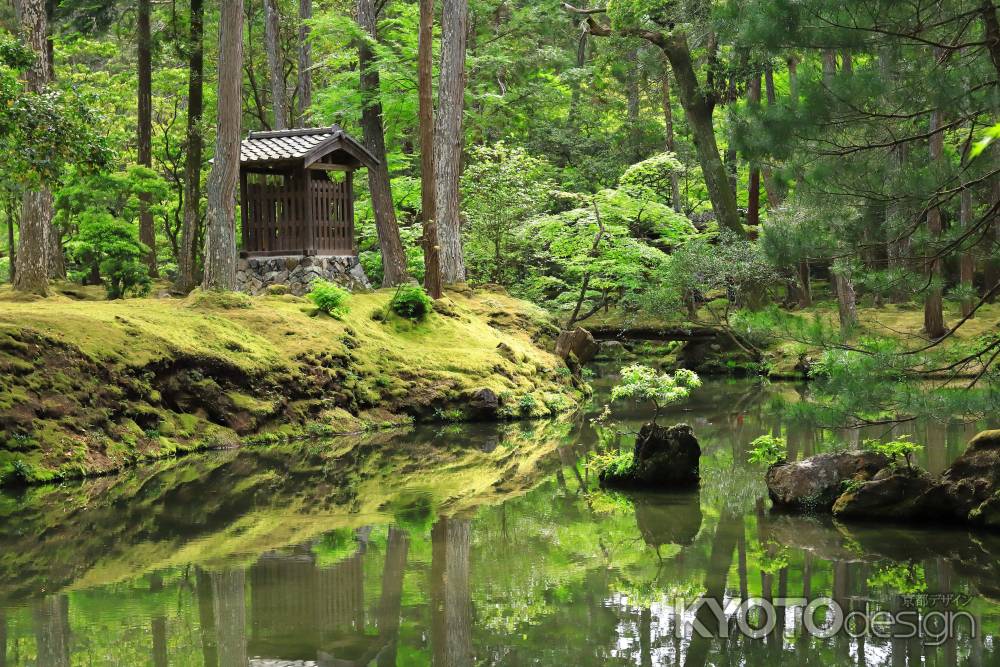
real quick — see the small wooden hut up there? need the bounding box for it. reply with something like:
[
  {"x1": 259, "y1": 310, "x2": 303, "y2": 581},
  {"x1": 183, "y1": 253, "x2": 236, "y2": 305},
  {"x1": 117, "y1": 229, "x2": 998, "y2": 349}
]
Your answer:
[{"x1": 239, "y1": 126, "x2": 378, "y2": 257}]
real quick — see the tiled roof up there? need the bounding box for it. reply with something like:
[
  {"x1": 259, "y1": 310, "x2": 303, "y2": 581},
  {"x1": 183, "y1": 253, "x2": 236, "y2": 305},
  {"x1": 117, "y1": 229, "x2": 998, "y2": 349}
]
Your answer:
[{"x1": 240, "y1": 126, "x2": 342, "y2": 163}]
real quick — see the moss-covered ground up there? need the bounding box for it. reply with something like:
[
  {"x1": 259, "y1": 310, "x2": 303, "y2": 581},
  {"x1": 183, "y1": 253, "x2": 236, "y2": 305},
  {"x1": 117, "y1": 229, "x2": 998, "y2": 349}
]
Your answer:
[{"x1": 0, "y1": 284, "x2": 583, "y2": 486}]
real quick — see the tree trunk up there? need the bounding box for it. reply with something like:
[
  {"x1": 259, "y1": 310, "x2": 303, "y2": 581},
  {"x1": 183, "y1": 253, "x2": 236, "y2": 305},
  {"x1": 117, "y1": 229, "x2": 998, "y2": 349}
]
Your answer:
[
  {"x1": 568, "y1": 26, "x2": 588, "y2": 128},
  {"x1": 176, "y1": 0, "x2": 205, "y2": 293},
  {"x1": 761, "y1": 63, "x2": 782, "y2": 207},
  {"x1": 834, "y1": 269, "x2": 858, "y2": 333},
  {"x1": 202, "y1": 0, "x2": 243, "y2": 292},
  {"x1": 210, "y1": 570, "x2": 247, "y2": 667},
  {"x1": 433, "y1": 0, "x2": 469, "y2": 283},
  {"x1": 33, "y1": 596, "x2": 71, "y2": 667},
  {"x1": 297, "y1": 0, "x2": 312, "y2": 123},
  {"x1": 787, "y1": 55, "x2": 798, "y2": 107},
  {"x1": 357, "y1": 0, "x2": 409, "y2": 286},
  {"x1": 797, "y1": 259, "x2": 812, "y2": 308},
  {"x1": 924, "y1": 103, "x2": 946, "y2": 338},
  {"x1": 264, "y1": 0, "x2": 287, "y2": 129},
  {"x1": 13, "y1": 0, "x2": 53, "y2": 296},
  {"x1": 626, "y1": 49, "x2": 641, "y2": 163},
  {"x1": 431, "y1": 517, "x2": 473, "y2": 667},
  {"x1": 661, "y1": 34, "x2": 741, "y2": 235},
  {"x1": 418, "y1": 0, "x2": 442, "y2": 298},
  {"x1": 660, "y1": 63, "x2": 682, "y2": 212},
  {"x1": 5, "y1": 202, "x2": 14, "y2": 283},
  {"x1": 138, "y1": 0, "x2": 157, "y2": 276},
  {"x1": 376, "y1": 527, "x2": 409, "y2": 667},
  {"x1": 746, "y1": 69, "x2": 761, "y2": 226},
  {"x1": 960, "y1": 186, "x2": 976, "y2": 318},
  {"x1": 986, "y1": 142, "x2": 1000, "y2": 301}
]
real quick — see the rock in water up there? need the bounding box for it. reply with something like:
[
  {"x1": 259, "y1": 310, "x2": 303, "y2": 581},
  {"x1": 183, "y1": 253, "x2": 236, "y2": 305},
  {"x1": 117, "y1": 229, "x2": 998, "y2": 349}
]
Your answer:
[
  {"x1": 923, "y1": 429, "x2": 1000, "y2": 528},
  {"x1": 600, "y1": 423, "x2": 701, "y2": 489},
  {"x1": 832, "y1": 465, "x2": 936, "y2": 521},
  {"x1": 468, "y1": 388, "x2": 500, "y2": 421},
  {"x1": 766, "y1": 451, "x2": 889, "y2": 511}
]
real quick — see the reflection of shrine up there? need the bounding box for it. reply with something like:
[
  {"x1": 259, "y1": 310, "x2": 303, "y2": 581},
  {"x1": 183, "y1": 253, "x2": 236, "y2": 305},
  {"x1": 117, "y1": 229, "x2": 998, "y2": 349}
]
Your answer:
[{"x1": 248, "y1": 545, "x2": 386, "y2": 666}]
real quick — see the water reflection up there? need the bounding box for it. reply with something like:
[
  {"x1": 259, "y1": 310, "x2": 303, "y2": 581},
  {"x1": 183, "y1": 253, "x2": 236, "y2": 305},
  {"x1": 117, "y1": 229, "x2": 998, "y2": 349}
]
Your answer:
[{"x1": 0, "y1": 378, "x2": 997, "y2": 665}]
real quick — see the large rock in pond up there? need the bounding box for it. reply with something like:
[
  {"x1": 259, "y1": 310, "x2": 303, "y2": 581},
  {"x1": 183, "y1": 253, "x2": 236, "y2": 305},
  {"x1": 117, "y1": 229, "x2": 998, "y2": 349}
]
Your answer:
[
  {"x1": 766, "y1": 451, "x2": 889, "y2": 511},
  {"x1": 832, "y1": 465, "x2": 936, "y2": 521},
  {"x1": 922, "y1": 429, "x2": 1000, "y2": 527},
  {"x1": 555, "y1": 327, "x2": 600, "y2": 365},
  {"x1": 600, "y1": 422, "x2": 700, "y2": 489}
]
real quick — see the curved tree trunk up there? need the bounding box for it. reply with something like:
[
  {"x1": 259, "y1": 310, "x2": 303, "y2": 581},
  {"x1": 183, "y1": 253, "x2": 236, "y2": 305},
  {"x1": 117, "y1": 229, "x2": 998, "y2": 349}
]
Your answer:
[
  {"x1": 357, "y1": 0, "x2": 408, "y2": 286},
  {"x1": 177, "y1": 0, "x2": 205, "y2": 293},
  {"x1": 202, "y1": 0, "x2": 243, "y2": 292},
  {"x1": 297, "y1": 0, "x2": 312, "y2": 123},
  {"x1": 433, "y1": 0, "x2": 469, "y2": 283},
  {"x1": 264, "y1": 0, "x2": 287, "y2": 130},
  {"x1": 13, "y1": 0, "x2": 53, "y2": 296},
  {"x1": 418, "y1": 0, "x2": 442, "y2": 298},
  {"x1": 138, "y1": 0, "x2": 158, "y2": 276}
]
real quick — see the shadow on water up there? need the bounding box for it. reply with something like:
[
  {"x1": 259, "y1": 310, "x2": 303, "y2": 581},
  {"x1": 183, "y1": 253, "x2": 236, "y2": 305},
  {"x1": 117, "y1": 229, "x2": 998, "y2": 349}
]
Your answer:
[{"x1": 0, "y1": 377, "x2": 997, "y2": 665}]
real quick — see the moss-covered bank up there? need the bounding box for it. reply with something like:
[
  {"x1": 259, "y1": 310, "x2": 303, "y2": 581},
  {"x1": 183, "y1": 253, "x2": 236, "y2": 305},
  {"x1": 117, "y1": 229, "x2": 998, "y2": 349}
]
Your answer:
[{"x1": 0, "y1": 285, "x2": 584, "y2": 485}]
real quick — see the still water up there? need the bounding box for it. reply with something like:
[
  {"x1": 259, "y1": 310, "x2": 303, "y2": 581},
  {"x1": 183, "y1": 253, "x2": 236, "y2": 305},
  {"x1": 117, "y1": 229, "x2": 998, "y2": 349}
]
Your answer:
[{"x1": 0, "y1": 377, "x2": 998, "y2": 666}]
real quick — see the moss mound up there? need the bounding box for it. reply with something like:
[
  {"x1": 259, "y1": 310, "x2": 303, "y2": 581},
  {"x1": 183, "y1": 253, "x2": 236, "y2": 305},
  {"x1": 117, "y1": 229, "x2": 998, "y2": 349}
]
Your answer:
[{"x1": 0, "y1": 286, "x2": 581, "y2": 486}]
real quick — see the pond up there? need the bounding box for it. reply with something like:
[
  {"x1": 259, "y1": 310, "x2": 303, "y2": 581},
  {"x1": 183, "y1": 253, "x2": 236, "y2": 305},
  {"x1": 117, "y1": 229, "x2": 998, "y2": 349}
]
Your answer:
[{"x1": 0, "y1": 376, "x2": 997, "y2": 666}]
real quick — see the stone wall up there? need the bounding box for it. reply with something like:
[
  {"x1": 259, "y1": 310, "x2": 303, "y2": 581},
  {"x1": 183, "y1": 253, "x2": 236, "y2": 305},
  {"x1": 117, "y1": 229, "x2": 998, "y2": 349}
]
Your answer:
[{"x1": 237, "y1": 255, "x2": 371, "y2": 295}]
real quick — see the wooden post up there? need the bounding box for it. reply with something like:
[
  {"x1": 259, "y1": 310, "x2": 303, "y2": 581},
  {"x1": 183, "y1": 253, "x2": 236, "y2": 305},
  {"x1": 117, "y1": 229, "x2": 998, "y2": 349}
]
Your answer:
[
  {"x1": 303, "y1": 169, "x2": 315, "y2": 255},
  {"x1": 346, "y1": 170, "x2": 355, "y2": 255},
  {"x1": 239, "y1": 168, "x2": 249, "y2": 252}
]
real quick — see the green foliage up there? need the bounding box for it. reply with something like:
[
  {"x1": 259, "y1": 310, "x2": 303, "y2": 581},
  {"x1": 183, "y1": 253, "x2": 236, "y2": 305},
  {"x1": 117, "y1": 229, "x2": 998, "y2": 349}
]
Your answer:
[
  {"x1": 618, "y1": 152, "x2": 682, "y2": 207},
  {"x1": 610, "y1": 364, "x2": 700, "y2": 421},
  {"x1": 863, "y1": 435, "x2": 922, "y2": 469},
  {"x1": 389, "y1": 284, "x2": 433, "y2": 321},
  {"x1": 461, "y1": 142, "x2": 555, "y2": 285},
  {"x1": 747, "y1": 435, "x2": 786, "y2": 467},
  {"x1": 588, "y1": 448, "x2": 635, "y2": 478},
  {"x1": 306, "y1": 279, "x2": 350, "y2": 319},
  {"x1": 67, "y1": 212, "x2": 151, "y2": 299}
]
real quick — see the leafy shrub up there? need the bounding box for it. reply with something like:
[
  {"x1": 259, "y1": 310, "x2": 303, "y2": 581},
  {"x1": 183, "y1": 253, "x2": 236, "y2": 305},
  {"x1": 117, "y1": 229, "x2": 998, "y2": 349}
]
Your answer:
[
  {"x1": 588, "y1": 448, "x2": 635, "y2": 478},
  {"x1": 517, "y1": 393, "x2": 537, "y2": 415},
  {"x1": 390, "y1": 284, "x2": 433, "y2": 321},
  {"x1": 307, "y1": 279, "x2": 350, "y2": 319},
  {"x1": 748, "y1": 434, "x2": 786, "y2": 466},
  {"x1": 863, "y1": 435, "x2": 922, "y2": 469},
  {"x1": 610, "y1": 364, "x2": 701, "y2": 422},
  {"x1": 67, "y1": 211, "x2": 151, "y2": 299},
  {"x1": 0, "y1": 256, "x2": 10, "y2": 283}
]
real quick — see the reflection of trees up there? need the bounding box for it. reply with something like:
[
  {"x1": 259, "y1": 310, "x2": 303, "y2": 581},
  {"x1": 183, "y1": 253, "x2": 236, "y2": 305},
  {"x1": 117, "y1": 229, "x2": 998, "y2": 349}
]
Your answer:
[
  {"x1": 150, "y1": 574, "x2": 168, "y2": 667},
  {"x1": 196, "y1": 567, "x2": 219, "y2": 667},
  {"x1": 377, "y1": 527, "x2": 409, "y2": 667},
  {"x1": 431, "y1": 517, "x2": 473, "y2": 667},
  {"x1": 33, "y1": 595, "x2": 71, "y2": 667},
  {"x1": 684, "y1": 513, "x2": 740, "y2": 667},
  {"x1": 1, "y1": 608, "x2": 7, "y2": 667},
  {"x1": 210, "y1": 569, "x2": 247, "y2": 667}
]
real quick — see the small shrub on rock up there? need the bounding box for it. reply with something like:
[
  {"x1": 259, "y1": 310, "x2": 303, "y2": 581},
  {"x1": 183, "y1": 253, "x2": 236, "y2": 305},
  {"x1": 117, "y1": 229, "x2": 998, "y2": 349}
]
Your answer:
[
  {"x1": 748, "y1": 434, "x2": 786, "y2": 466},
  {"x1": 390, "y1": 284, "x2": 433, "y2": 321},
  {"x1": 307, "y1": 279, "x2": 350, "y2": 319},
  {"x1": 863, "y1": 435, "x2": 922, "y2": 469},
  {"x1": 610, "y1": 364, "x2": 701, "y2": 423}
]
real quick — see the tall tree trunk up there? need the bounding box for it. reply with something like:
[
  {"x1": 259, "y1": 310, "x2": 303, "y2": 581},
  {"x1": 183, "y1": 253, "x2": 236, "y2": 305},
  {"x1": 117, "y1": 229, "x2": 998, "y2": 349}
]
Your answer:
[
  {"x1": 660, "y1": 63, "x2": 682, "y2": 212},
  {"x1": 357, "y1": 0, "x2": 409, "y2": 286},
  {"x1": 202, "y1": 0, "x2": 243, "y2": 292},
  {"x1": 433, "y1": 0, "x2": 469, "y2": 282},
  {"x1": 13, "y1": 0, "x2": 52, "y2": 296},
  {"x1": 746, "y1": 69, "x2": 761, "y2": 226},
  {"x1": 661, "y1": 34, "x2": 741, "y2": 235},
  {"x1": 761, "y1": 63, "x2": 782, "y2": 207},
  {"x1": 264, "y1": 0, "x2": 287, "y2": 129},
  {"x1": 138, "y1": 0, "x2": 158, "y2": 276},
  {"x1": 418, "y1": 0, "x2": 442, "y2": 298},
  {"x1": 986, "y1": 142, "x2": 1000, "y2": 301},
  {"x1": 196, "y1": 568, "x2": 219, "y2": 667},
  {"x1": 4, "y1": 198, "x2": 14, "y2": 284},
  {"x1": 176, "y1": 0, "x2": 205, "y2": 293},
  {"x1": 297, "y1": 0, "x2": 312, "y2": 122},
  {"x1": 626, "y1": 49, "x2": 641, "y2": 163},
  {"x1": 924, "y1": 102, "x2": 946, "y2": 338},
  {"x1": 960, "y1": 186, "x2": 976, "y2": 317},
  {"x1": 568, "y1": 25, "x2": 588, "y2": 127},
  {"x1": 431, "y1": 517, "x2": 473, "y2": 667},
  {"x1": 150, "y1": 575, "x2": 169, "y2": 667},
  {"x1": 787, "y1": 55, "x2": 798, "y2": 107}
]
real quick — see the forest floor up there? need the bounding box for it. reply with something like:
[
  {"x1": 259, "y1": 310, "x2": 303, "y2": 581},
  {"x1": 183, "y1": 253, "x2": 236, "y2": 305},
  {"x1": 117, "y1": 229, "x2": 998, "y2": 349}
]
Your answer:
[{"x1": 0, "y1": 283, "x2": 583, "y2": 486}]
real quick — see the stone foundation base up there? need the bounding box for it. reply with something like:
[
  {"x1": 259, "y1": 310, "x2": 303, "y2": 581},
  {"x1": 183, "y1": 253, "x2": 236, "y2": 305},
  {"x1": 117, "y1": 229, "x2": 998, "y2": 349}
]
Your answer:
[{"x1": 237, "y1": 255, "x2": 371, "y2": 295}]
